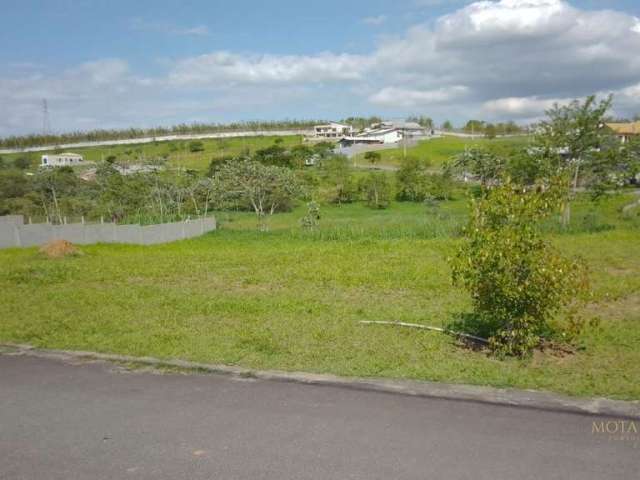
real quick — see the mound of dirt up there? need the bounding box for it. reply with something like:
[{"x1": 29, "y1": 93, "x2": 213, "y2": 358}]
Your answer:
[{"x1": 39, "y1": 240, "x2": 81, "y2": 258}]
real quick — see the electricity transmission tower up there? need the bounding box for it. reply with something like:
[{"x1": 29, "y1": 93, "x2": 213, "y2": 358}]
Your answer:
[{"x1": 42, "y1": 99, "x2": 51, "y2": 136}]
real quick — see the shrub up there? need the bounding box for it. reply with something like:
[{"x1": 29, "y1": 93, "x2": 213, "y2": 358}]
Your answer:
[
  {"x1": 451, "y1": 181, "x2": 588, "y2": 356},
  {"x1": 188, "y1": 141, "x2": 205, "y2": 153}
]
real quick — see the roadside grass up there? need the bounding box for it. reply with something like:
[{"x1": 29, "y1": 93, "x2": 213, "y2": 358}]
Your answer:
[
  {"x1": 1, "y1": 195, "x2": 638, "y2": 400},
  {"x1": 4, "y1": 135, "x2": 304, "y2": 172},
  {"x1": 354, "y1": 135, "x2": 531, "y2": 168}
]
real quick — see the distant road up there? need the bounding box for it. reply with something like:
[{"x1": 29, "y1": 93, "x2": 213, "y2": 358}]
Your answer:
[
  {"x1": 0, "y1": 129, "x2": 315, "y2": 154},
  {"x1": 1, "y1": 354, "x2": 636, "y2": 480}
]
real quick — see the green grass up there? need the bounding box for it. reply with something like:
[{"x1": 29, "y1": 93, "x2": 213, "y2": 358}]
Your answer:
[
  {"x1": 3, "y1": 135, "x2": 304, "y2": 171},
  {"x1": 355, "y1": 135, "x2": 531, "y2": 168},
  {"x1": 1, "y1": 195, "x2": 639, "y2": 400}
]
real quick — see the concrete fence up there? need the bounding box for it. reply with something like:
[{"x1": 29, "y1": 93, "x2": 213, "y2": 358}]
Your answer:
[{"x1": 0, "y1": 215, "x2": 216, "y2": 249}]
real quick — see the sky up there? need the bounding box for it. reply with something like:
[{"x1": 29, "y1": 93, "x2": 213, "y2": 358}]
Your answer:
[{"x1": 2, "y1": 0, "x2": 640, "y2": 136}]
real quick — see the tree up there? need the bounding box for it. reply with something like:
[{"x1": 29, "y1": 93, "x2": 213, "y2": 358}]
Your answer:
[
  {"x1": 534, "y1": 95, "x2": 621, "y2": 225},
  {"x1": 364, "y1": 151, "x2": 381, "y2": 165},
  {"x1": 407, "y1": 116, "x2": 434, "y2": 129},
  {"x1": 441, "y1": 120, "x2": 453, "y2": 131},
  {"x1": 484, "y1": 123, "x2": 497, "y2": 139},
  {"x1": 451, "y1": 180, "x2": 588, "y2": 356},
  {"x1": 463, "y1": 120, "x2": 485, "y2": 135},
  {"x1": 253, "y1": 143, "x2": 291, "y2": 168},
  {"x1": 359, "y1": 172, "x2": 392, "y2": 209},
  {"x1": 320, "y1": 155, "x2": 356, "y2": 204},
  {"x1": 33, "y1": 167, "x2": 80, "y2": 223},
  {"x1": 395, "y1": 156, "x2": 430, "y2": 201},
  {"x1": 453, "y1": 148, "x2": 505, "y2": 186},
  {"x1": 213, "y1": 160, "x2": 302, "y2": 230}
]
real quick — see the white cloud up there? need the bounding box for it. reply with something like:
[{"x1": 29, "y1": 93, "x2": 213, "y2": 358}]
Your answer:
[
  {"x1": 167, "y1": 51, "x2": 370, "y2": 87},
  {"x1": 482, "y1": 96, "x2": 567, "y2": 118},
  {"x1": 362, "y1": 15, "x2": 387, "y2": 26},
  {"x1": 370, "y1": 86, "x2": 469, "y2": 107}
]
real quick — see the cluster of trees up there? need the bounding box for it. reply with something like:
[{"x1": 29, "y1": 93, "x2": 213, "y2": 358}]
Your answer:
[
  {"x1": 406, "y1": 116, "x2": 435, "y2": 129},
  {"x1": 341, "y1": 116, "x2": 383, "y2": 130},
  {"x1": 462, "y1": 120, "x2": 526, "y2": 137},
  {"x1": 0, "y1": 120, "x2": 323, "y2": 149}
]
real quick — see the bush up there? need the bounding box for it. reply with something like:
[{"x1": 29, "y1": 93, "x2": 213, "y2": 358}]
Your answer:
[
  {"x1": 188, "y1": 141, "x2": 205, "y2": 153},
  {"x1": 451, "y1": 181, "x2": 588, "y2": 356},
  {"x1": 364, "y1": 151, "x2": 381, "y2": 165}
]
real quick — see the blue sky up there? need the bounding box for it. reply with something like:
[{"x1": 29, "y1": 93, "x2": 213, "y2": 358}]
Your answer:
[{"x1": 2, "y1": 0, "x2": 640, "y2": 136}]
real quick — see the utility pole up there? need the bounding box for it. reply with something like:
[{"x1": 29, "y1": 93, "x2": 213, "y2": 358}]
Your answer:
[{"x1": 42, "y1": 99, "x2": 51, "y2": 136}]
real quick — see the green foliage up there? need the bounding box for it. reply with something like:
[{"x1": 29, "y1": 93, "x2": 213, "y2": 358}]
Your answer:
[
  {"x1": 451, "y1": 181, "x2": 588, "y2": 356},
  {"x1": 319, "y1": 155, "x2": 357, "y2": 204},
  {"x1": 300, "y1": 201, "x2": 320, "y2": 230},
  {"x1": 453, "y1": 148, "x2": 505, "y2": 186},
  {"x1": 13, "y1": 156, "x2": 32, "y2": 170},
  {"x1": 213, "y1": 159, "x2": 303, "y2": 229},
  {"x1": 395, "y1": 156, "x2": 454, "y2": 202},
  {"x1": 364, "y1": 151, "x2": 382, "y2": 165},
  {"x1": 188, "y1": 141, "x2": 205, "y2": 153},
  {"x1": 359, "y1": 173, "x2": 392, "y2": 209},
  {"x1": 253, "y1": 142, "x2": 292, "y2": 168},
  {"x1": 441, "y1": 120, "x2": 453, "y2": 131},
  {"x1": 406, "y1": 116, "x2": 434, "y2": 129}
]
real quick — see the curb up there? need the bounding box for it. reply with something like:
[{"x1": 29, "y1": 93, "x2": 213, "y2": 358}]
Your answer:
[{"x1": 2, "y1": 343, "x2": 639, "y2": 419}]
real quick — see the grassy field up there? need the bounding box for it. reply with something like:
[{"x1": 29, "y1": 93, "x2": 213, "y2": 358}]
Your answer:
[
  {"x1": 354, "y1": 135, "x2": 532, "y2": 168},
  {"x1": 1, "y1": 193, "x2": 639, "y2": 400},
  {"x1": 2, "y1": 135, "x2": 304, "y2": 171}
]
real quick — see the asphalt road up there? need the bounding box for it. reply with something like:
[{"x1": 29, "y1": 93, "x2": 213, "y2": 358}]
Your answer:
[{"x1": 0, "y1": 355, "x2": 637, "y2": 479}]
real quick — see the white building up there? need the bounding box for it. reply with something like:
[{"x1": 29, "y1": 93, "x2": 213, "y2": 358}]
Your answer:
[
  {"x1": 314, "y1": 122, "x2": 353, "y2": 138},
  {"x1": 41, "y1": 153, "x2": 84, "y2": 167},
  {"x1": 337, "y1": 120, "x2": 428, "y2": 146}
]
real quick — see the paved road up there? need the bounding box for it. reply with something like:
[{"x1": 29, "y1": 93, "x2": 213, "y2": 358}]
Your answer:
[
  {"x1": 0, "y1": 355, "x2": 637, "y2": 479},
  {"x1": 0, "y1": 129, "x2": 314, "y2": 154}
]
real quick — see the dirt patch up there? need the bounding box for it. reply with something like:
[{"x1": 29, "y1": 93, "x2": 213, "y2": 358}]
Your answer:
[{"x1": 39, "y1": 240, "x2": 82, "y2": 259}]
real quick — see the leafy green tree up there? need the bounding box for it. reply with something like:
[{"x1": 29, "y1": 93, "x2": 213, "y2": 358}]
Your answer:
[
  {"x1": 441, "y1": 120, "x2": 453, "y2": 131},
  {"x1": 484, "y1": 123, "x2": 497, "y2": 139},
  {"x1": 33, "y1": 167, "x2": 80, "y2": 223},
  {"x1": 395, "y1": 156, "x2": 430, "y2": 201},
  {"x1": 359, "y1": 173, "x2": 392, "y2": 209},
  {"x1": 320, "y1": 155, "x2": 356, "y2": 204},
  {"x1": 213, "y1": 160, "x2": 302, "y2": 230},
  {"x1": 453, "y1": 148, "x2": 505, "y2": 186},
  {"x1": 253, "y1": 143, "x2": 291, "y2": 168},
  {"x1": 451, "y1": 181, "x2": 588, "y2": 356},
  {"x1": 463, "y1": 120, "x2": 485, "y2": 134},
  {"x1": 312, "y1": 141, "x2": 336, "y2": 160},
  {"x1": 534, "y1": 95, "x2": 628, "y2": 225},
  {"x1": 364, "y1": 151, "x2": 381, "y2": 165},
  {"x1": 290, "y1": 144, "x2": 314, "y2": 168}
]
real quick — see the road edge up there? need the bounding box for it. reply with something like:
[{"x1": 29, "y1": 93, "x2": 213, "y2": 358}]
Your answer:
[{"x1": 2, "y1": 343, "x2": 639, "y2": 419}]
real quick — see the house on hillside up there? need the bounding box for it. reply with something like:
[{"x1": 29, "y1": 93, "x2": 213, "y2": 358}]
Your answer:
[
  {"x1": 41, "y1": 152, "x2": 84, "y2": 167},
  {"x1": 606, "y1": 121, "x2": 640, "y2": 143},
  {"x1": 314, "y1": 122, "x2": 354, "y2": 138},
  {"x1": 337, "y1": 119, "x2": 428, "y2": 146}
]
